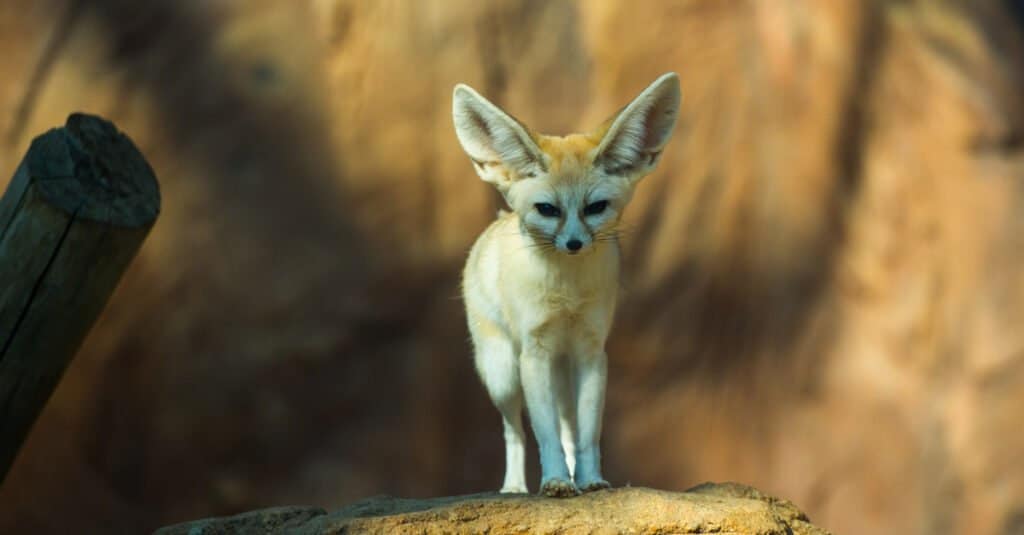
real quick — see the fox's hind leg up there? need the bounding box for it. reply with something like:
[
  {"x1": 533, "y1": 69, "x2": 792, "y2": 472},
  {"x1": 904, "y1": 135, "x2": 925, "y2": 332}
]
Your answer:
[
  {"x1": 473, "y1": 333, "x2": 527, "y2": 494},
  {"x1": 497, "y1": 394, "x2": 527, "y2": 494}
]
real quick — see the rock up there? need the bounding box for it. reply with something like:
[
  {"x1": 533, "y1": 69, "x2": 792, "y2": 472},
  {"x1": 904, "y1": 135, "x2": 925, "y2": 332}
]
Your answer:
[
  {"x1": 155, "y1": 506, "x2": 326, "y2": 535},
  {"x1": 153, "y1": 483, "x2": 830, "y2": 535}
]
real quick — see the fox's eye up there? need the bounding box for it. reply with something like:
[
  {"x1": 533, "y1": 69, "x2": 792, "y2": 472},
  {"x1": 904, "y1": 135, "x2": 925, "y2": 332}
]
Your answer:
[
  {"x1": 534, "y1": 203, "x2": 561, "y2": 218},
  {"x1": 583, "y1": 200, "x2": 609, "y2": 216}
]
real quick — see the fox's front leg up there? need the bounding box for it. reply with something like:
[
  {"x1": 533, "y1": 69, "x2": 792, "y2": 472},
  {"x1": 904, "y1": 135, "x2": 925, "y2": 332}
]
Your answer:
[
  {"x1": 520, "y1": 343, "x2": 578, "y2": 497},
  {"x1": 573, "y1": 348, "x2": 610, "y2": 492}
]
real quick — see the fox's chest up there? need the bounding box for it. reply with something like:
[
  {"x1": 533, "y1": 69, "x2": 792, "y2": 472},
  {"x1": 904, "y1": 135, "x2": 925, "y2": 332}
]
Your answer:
[
  {"x1": 532, "y1": 275, "x2": 609, "y2": 313},
  {"x1": 505, "y1": 263, "x2": 617, "y2": 352},
  {"x1": 503, "y1": 248, "x2": 619, "y2": 325}
]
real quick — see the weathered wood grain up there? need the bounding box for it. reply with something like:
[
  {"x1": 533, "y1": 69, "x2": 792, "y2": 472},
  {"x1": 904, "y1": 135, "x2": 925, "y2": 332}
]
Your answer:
[{"x1": 0, "y1": 113, "x2": 159, "y2": 482}]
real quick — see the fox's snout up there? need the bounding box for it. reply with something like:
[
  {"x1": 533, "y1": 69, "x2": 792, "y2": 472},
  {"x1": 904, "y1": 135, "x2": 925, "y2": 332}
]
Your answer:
[{"x1": 559, "y1": 235, "x2": 590, "y2": 255}]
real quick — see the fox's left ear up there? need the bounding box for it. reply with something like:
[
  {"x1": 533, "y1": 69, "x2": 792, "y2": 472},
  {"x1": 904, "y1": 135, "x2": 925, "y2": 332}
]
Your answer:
[{"x1": 594, "y1": 72, "x2": 681, "y2": 180}]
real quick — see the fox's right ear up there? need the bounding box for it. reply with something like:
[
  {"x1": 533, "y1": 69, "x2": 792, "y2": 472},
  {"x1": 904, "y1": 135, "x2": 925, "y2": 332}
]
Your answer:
[{"x1": 452, "y1": 84, "x2": 546, "y2": 189}]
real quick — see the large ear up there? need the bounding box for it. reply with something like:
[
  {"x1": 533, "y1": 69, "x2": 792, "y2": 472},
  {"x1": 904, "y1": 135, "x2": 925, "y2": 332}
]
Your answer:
[
  {"x1": 452, "y1": 84, "x2": 547, "y2": 189},
  {"x1": 593, "y1": 72, "x2": 681, "y2": 179}
]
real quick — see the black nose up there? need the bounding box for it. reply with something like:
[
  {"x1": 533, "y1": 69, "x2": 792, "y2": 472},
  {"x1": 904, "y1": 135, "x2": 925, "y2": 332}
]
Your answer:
[{"x1": 566, "y1": 239, "x2": 582, "y2": 251}]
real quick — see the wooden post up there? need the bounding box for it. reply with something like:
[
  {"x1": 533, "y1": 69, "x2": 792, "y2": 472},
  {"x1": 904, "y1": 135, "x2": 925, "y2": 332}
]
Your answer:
[{"x1": 0, "y1": 113, "x2": 160, "y2": 482}]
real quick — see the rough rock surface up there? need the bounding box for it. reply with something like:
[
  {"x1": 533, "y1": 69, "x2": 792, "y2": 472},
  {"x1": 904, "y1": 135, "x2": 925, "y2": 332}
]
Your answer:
[{"x1": 154, "y1": 483, "x2": 829, "y2": 535}]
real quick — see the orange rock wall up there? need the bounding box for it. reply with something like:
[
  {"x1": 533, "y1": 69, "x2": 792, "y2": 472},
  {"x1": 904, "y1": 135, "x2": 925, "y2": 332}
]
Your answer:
[{"x1": 1, "y1": 1, "x2": 1022, "y2": 533}]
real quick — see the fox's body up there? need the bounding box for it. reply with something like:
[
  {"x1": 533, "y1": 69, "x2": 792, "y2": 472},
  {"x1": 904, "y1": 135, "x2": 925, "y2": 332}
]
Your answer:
[{"x1": 453, "y1": 73, "x2": 681, "y2": 497}]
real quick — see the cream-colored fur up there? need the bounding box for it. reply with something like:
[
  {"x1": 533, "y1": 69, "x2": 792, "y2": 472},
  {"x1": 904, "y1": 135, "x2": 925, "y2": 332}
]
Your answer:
[{"x1": 453, "y1": 73, "x2": 681, "y2": 497}]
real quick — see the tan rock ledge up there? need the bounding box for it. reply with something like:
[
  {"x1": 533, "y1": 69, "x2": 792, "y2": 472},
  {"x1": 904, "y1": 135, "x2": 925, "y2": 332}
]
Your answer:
[{"x1": 154, "y1": 482, "x2": 831, "y2": 535}]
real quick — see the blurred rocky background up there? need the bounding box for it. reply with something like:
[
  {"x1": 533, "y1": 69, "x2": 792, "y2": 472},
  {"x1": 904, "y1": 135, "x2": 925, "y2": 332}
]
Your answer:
[{"x1": 1, "y1": 1, "x2": 1023, "y2": 533}]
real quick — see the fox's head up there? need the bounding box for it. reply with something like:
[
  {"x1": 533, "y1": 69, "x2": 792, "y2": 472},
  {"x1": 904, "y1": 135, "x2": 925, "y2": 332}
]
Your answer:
[{"x1": 453, "y1": 73, "x2": 681, "y2": 255}]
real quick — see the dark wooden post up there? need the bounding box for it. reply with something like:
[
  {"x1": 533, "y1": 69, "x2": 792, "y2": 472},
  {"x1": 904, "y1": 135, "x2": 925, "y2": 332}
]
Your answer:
[{"x1": 0, "y1": 113, "x2": 160, "y2": 482}]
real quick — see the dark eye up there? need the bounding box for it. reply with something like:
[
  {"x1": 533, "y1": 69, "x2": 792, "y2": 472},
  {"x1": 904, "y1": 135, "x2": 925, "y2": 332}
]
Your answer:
[
  {"x1": 583, "y1": 200, "x2": 609, "y2": 216},
  {"x1": 534, "y1": 203, "x2": 561, "y2": 217}
]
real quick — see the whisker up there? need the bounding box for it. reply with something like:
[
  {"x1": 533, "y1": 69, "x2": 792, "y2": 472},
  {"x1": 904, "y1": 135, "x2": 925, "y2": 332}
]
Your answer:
[{"x1": 516, "y1": 238, "x2": 558, "y2": 252}]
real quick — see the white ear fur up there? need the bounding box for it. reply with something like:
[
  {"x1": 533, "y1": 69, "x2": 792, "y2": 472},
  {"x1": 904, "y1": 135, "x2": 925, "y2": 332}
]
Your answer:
[
  {"x1": 594, "y1": 72, "x2": 681, "y2": 179},
  {"x1": 452, "y1": 84, "x2": 546, "y2": 188}
]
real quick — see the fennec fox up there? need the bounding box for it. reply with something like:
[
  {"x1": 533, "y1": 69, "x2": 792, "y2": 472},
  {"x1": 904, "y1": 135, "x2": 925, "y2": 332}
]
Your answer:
[{"x1": 453, "y1": 73, "x2": 681, "y2": 497}]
